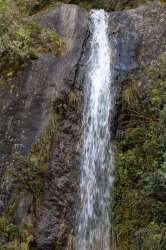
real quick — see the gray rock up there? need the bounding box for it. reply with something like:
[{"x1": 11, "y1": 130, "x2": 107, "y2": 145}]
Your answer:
[{"x1": 0, "y1": 3, "x2": 88, "y2": 249}]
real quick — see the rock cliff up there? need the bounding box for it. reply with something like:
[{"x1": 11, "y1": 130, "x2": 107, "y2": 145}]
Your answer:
[{"x1": 0, "y1": 2, "x2": 165, "y2": 249}]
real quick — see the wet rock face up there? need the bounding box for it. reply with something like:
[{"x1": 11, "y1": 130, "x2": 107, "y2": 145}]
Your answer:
[{"x1": 0, "y1": 2, "x2": 166, "y2": 250}]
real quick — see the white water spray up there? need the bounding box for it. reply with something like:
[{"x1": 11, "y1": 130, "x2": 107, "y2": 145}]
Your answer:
[{"x1": 77, "y1": 10, "x2": 114, "y2": 250}]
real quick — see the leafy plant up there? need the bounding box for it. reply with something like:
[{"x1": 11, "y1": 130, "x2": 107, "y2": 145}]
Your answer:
[{"x1": 112, "y1": 55, "x2": 166, "y2": 249}]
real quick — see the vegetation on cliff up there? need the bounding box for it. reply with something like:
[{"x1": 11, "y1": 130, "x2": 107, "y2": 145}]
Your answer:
[
  {"x1": 112, "y1": 55, "x2": 166, "y2": 249},
  {"x1": 71, "y1": 0, "x2": 164, "y2": 10},
  {"x1": 0, "y1": 0, "x2": 63, "y2": 78},
  {"x1": 1, "y1": 0, "x2": 165, "y2": 78},
  {"x1": 0, "y1": 110, "x2": 59, "y2": 249}
]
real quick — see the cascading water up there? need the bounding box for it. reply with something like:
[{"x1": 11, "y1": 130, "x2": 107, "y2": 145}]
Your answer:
[{"x1": 77, "y1": 10, "x2": 115, "y2": 250}]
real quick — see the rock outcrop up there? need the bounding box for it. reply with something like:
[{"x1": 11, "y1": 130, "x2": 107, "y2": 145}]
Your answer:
[
  {"x1": 0, "y1": 3, "x2": 89, "y2": 249},
  {"x1": 0, "y1": 2, "x2": 165, "y2": 250}
]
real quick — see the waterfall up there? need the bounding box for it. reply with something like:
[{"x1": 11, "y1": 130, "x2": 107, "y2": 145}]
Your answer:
[{"x1": 77, "y1": 10, "x2": 114, "y2": 250}]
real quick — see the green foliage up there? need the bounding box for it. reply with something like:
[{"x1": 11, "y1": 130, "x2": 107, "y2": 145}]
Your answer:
[
  {"x1": 7, "y1": 224, "x2": 24, "y2": 238},
  {"x1": 17, "y1": 0, "x2": 59, "y2": 15},
  {"x1": 0, "y1": 190, "x2": 33, "y2": 250},
  {"x1": 0, "y1": 221, "x2": 33, "y2": 250},
  {"x1": 112, "y1": 55, "x2": 166, "y2": 249},
  {"x1": 73, "y1": 0, "x2": 92, "y2": 10},
  {"x1": 71, "y1": 0, "x2": 111, "y2": 10},
  {"x1": 0, "y1": 0, "x2": 63, "y2": 77},
  {"x1": 134, "y1": 222, "x2": 166, "y2": 249},
  {"x1": 71, "y1": 0, "x2": 152, "y2": 11},
  {"x1": 15, "y1": 155, "x2": 42, "y2": 195}
]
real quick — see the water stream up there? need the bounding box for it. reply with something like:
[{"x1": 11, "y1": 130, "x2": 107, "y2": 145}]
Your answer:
[{"x1": 77, "y1": 10, "x2": 115, "y2": 250}]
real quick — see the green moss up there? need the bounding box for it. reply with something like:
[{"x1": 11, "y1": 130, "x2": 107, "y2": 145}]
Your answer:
[{"x1": 112, "y1": 55, "x2": 166, "y2": 249}]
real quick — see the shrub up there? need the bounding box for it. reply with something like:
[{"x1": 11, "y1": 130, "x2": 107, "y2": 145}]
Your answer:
[
  {"x1": 112, "y1": 55, "x2": 166, "y2": 249},
  {"x1": 0, "y1": 0, "x2": 63, "y2": 77}
]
